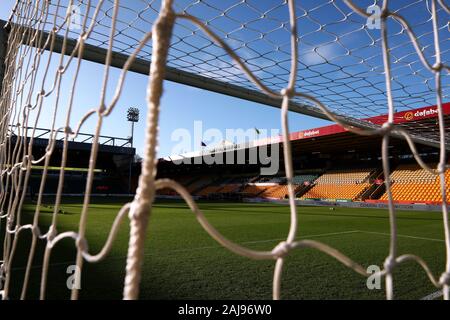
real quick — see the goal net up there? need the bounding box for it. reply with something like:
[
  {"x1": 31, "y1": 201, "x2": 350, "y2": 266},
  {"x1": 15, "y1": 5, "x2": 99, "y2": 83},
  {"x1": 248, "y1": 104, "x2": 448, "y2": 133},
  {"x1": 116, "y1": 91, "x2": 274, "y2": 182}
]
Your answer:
[{"x1": 0, "y1": 0, "x2": 449, "y2": 300}]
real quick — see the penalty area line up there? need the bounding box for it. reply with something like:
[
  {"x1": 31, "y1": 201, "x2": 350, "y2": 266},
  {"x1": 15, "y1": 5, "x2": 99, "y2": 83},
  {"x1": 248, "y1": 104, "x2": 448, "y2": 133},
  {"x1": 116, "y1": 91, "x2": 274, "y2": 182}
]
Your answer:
[
  {"x1": 357, "y1": 230, "x2": 445, "y2": 243},
  {"x1": 421, "y1": 290, "x2": 443, "y2": 300}
]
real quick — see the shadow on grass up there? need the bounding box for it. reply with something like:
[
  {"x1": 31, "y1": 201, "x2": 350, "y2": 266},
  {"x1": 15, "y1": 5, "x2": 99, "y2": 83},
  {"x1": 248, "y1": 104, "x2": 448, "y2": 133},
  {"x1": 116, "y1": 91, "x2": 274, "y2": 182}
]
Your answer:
[{"x1": 1, "y1": 203, "x2": 190, "y2": 300}]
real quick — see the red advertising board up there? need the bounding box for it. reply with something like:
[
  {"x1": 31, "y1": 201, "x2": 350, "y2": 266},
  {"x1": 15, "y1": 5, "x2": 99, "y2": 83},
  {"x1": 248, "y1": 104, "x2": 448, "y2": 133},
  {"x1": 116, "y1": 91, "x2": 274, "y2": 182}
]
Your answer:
[{"x1": 289, "y1": 102, "x2": 450, "y2": 142}]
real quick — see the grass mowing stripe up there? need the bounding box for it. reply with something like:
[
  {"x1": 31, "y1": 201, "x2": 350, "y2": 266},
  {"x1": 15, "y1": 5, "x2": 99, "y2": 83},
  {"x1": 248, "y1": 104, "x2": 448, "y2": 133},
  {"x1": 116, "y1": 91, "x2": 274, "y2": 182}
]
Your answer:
[
  {"x1": 10, "y1": 201, "x2": 446, "y2": 299},
  {"x1": 10, "y1": 229, "x2": 443, "y2": 272},
  {"x1": 10, "y1": 230, "x2": 360, "y2": 271}
]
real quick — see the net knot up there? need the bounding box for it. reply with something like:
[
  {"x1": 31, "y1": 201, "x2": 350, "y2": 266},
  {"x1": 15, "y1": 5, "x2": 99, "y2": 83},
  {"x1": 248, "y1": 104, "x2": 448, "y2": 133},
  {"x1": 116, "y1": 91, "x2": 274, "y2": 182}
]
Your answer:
[
  {"x1": 128, "y1": 200, "x2": 147, "y2": 220},
  {"x1": 437, "y1": 162, "x2": 446, "y2": 175},
  {"x1": 31, "y1": 225, "x2": 41, "y2": 238},
  {"x1": 380, "y1": 9, "x2": 389, "y2": 19},
  {"x1": 46, "y1": 225, "x2": 57, "y2": 242},
  {"x1": 432, "y1": 62, "x2": 443, "y2": 71},
  {"x1": 63, "y1": 126, "x2": 73, "y2": 135},
  {"x1": 76, "y1": 236, "x2": 88, "y2": 252},
  {"x1": 272, "y1": 241, "x2": 292, "y2": 258},
  {"x1": 280, "y1": 88, "x2": 295, "y2": 98},
  {"x1": 21, "y1": 155, "x2": 33, "y2": 169},
  {"x1": 439, "y1": 272, "x2": 450, "y2": 286},
  {"x1": 381, "y1": 122, "x2": 393, "y2": 130},
  {"x1": 7, "y1": 223, "x2": 18, "y2": 234},
  {"x1": 383, "y1": 257, "x2": 396, "y2": 273},
  {"x1": 128, "y1": 201, "x2": 138, "y2": 220}
]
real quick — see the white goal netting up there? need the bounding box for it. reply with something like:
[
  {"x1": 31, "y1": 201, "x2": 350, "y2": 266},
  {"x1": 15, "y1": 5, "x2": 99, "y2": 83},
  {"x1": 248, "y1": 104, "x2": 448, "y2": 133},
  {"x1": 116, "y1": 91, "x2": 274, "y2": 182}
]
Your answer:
[{"x1": 0, "y1": 0, "x2": 449, "y2": 300}]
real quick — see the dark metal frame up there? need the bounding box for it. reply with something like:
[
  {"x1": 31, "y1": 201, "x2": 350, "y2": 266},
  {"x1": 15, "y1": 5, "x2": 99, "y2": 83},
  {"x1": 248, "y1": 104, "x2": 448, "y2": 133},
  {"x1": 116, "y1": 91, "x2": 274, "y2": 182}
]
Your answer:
[{"x1": 9, "y1": 126, "x2": 132, "y2": 147}]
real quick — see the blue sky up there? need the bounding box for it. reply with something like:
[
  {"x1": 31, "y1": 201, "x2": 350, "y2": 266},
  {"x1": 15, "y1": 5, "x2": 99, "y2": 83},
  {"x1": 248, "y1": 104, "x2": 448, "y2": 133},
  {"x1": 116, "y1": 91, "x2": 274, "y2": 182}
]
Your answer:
[
  {"x1": 1, "y1": 0, "x2": 447, "y2": 157},
  {"x1": 0, "y1": 0, "x2": 333, "y2": 158}
]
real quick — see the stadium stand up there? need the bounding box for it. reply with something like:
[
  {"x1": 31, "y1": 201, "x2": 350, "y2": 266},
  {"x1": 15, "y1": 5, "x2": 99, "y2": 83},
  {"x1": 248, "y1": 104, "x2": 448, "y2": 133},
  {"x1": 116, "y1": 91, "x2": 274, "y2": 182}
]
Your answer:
[
  {"x1": 191, "y1": 175, "x2": 260, "y2": 198},
  {"x1": 301, "y1": 169, "x2": 374, "y2": 201},
  {"x1": 155, "y1": 163, "x2": 450, "y2": 204},
  {"x1": 257, "y1": 176, "x2": 286, "y2": 183},
  {"x1": 258, "y1": 185, "x2": 285, "y2": 198},
  {"x1": 186, "y1": 176, "x2": 215, "y2": 194},
  {"x1": 157, "y1": 187, "x2": 179, "y2": 196},
  {"x1": 380, "y1": 164, "x2": 450, "y2": 203},
  {"x1": 314, "y1": 169, "x2": 373, "y2": 184},
  {"x1": 160, "y1": 169, "x2": 383, "y2": 201},
  {"x1": 389, "y1": 163, "x2": 437, "y2": 183},
  {"x1": 259, "y1": 185, "x2": 300, "y2": 199},
  {"x1": 154, "y1": 165, "x2": 450, "y2": 204},
  {"x1": 196, "y1": 185, "x2": 223, "y2": 196},
  {"x1": 28, "y1": 167, "x2": 128, "y2": 195},
  {"x1": 157, "y1": 176, "x2": 199, "y2": 196},
  {"x1": 231, "y1": 173, "x2": 319, "y2": 199},
  {"x1": 228, "y1": 176, "x2": 258, "y2": 184},
  {"x1": 216, "y1": 184, "x2": 240, "y2": 193},
  {"x1": 153, "y1": 103, "x2": 450, "y2": 205},
  {"x1": 240, "y1": 185, "x2": 268, "y2": 197},
  {"x1": 301, "y1": 183, "x2": 371, "y2": 201},
  {"x1": 292, "y1": 174, "x2": 319, "y2": 185}
]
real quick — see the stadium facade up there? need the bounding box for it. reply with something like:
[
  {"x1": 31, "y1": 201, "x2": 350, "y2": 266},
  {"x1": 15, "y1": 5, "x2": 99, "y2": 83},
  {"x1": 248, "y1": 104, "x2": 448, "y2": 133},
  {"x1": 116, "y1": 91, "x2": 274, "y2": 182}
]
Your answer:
[
  {"x1": 157, "y1": 103, "x2": 450, "y2": 207},
  {"x1": 18, "y1": 129, "x2": 137, "y2": 196},
  {"x1": 22, "y1": 103, "x2": 449, "y2": 206}
]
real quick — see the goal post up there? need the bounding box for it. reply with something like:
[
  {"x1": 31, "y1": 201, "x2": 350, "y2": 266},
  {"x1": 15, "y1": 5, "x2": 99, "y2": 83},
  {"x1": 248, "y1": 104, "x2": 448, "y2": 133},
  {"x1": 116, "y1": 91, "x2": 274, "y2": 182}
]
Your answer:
[{"x1": 0, "y1": 20, "x2": 9, "y2": 107}]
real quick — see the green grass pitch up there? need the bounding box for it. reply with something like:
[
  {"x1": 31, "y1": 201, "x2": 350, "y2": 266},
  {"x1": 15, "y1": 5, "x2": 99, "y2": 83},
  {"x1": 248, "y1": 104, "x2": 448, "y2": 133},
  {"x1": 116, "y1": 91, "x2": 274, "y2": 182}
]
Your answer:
[{"x1": 4, "y1": 199, "x2": 446, "y2": 300}]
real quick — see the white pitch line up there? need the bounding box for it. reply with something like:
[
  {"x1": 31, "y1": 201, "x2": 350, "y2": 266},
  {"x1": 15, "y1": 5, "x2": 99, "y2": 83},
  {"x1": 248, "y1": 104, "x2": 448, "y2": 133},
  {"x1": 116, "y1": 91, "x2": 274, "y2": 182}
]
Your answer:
[
  {"x1": 359, "y1": 230, "x2": 446, "y2": 301},
  {"x1": 244, "y1": 230, "x2": 360, "y2": 245},
  {"x1": 10, "y1": 230, "x2": 360, "y2": 271},
  {"x1": 421, "y1": 290, "x2": 443, "y2": 300},
  {"x1": 357, "y1": 230, "x2": 445, "y2": 243}
]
